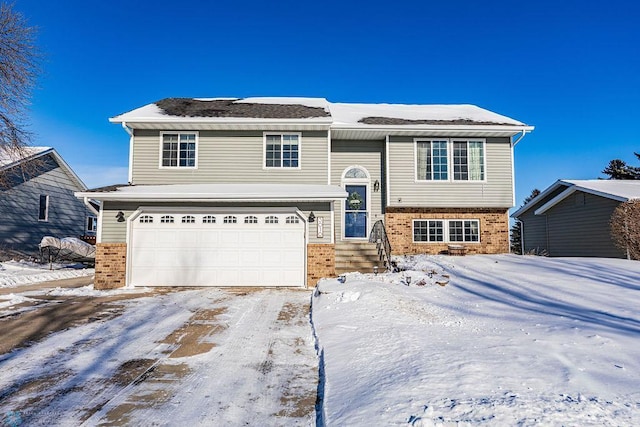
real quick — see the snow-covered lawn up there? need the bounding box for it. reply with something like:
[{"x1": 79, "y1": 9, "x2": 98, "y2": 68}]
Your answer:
[
  {"x1": 0, "y1": 259, "x2": 94, "y2": 288},
  {"x1": 312, "y1": 254, "x2": 640, "y2": 426},
  {"x1": 0, "y1": 254, "x2": 638, "y2": 426}
]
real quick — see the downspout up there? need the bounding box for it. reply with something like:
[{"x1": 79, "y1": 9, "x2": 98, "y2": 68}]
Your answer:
[
  {"x1": 510, "y1": 128, "x2": 530, "y2": 206},
  {"x1": 122, "y1": 122, "x2": 134, "y2": 184},
  {"x1": 511, "y1": 129, "x2": 529, "y2": 147},
  {"x1": 83, "y1": 197, "x2": 99, "y2": 216}
]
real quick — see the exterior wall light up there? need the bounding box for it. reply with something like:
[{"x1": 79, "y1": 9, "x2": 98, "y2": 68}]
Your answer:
[
  {"x1": 116, "y1": 211, "x2": 125, "y2": 222},
  {"x1": 373, "y1": 180, "x2": 380, "y2": 192},
  {"x1": 308, "y1": 211, "x2": 315, "y2": 223}
]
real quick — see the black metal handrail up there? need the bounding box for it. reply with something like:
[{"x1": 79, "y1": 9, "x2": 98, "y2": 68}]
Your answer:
[{"x1": 369, "y1": 220, "x2": 392, "y2": 271}]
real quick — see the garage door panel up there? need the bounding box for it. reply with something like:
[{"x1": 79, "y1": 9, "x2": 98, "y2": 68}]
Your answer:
[{"x1": 131, "y1": 212, "x2": 305, "y2": 287}]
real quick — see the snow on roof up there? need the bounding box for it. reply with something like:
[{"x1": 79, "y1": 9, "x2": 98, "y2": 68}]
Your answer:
[
  {"x1": 0, "y1": 146, "x2": 51, "y2": 169},
  {"x1": 562, "y1": 179, "x2": 640, "y2": 201},
  {"x1": 329, "y1": 102, "x2": 525, "y2": 126},
  {"x1": 512, "y1": 179, "x2": 640, "y2": 218},
  {"x1": 76, "y1": 183, "x2": 348, "y2": 201},
  {"x1": 110, "y1": 97, "x2": 529, "y2": 127}
]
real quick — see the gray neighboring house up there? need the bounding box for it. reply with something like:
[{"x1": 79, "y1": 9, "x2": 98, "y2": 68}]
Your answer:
[
  {"x1": 0, "y1": 147, "x2": 97, "y2": 254},
  {"x1": 511, "y1": 179, "x2": 640, "y2": 258}
]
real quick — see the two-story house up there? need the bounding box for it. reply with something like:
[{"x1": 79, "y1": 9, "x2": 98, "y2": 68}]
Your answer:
[{"x1": 77, "y1": 97, "x2": 533, "y2": 289}]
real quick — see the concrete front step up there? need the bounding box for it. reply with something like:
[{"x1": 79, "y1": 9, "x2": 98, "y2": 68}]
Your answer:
[{"x1": 335, "y1": 241, "x2": 385, "y2": 274}]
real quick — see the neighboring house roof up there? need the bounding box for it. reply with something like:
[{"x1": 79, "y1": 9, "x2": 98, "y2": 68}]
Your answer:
[
  {"x1": 511, "y1": 179, "x2": 640, "y2": 218},
  {"x1": 110, "y1": 97, "x2": 533, "y2": 138},
  {"x1": 0, "y1": 146, "x2": 87, "y2": 191},
  {"x1": 76, "y1": 183, "x2": 348, "y2": 202}
]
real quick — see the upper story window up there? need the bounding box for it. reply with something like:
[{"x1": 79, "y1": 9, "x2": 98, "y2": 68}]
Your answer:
[
  {"x1": 416, "y1": 139, "x2": 485, "y2": 182},
  {"x1": 161, "y1": 132, "x2": 197, "y2": 168},
  {"x1": 264, "y1": 133, "x2": 300, "y2": 168},
  {"x1": 453, "y1": 140, "x2": 485, "y2": 181},
  {"x1": 416, "y1": 140, "x2": 448, "y2": 180}
]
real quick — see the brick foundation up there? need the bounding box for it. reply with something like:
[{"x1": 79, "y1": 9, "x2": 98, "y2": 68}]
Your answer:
[
  {"x1": 307, "y1": 243, "x2": 335, "y2": 287},
  {"x1": 95, "y1": 243, "x2": 127, "y2": 290},
  {"x1": 385, "y1": 208, "x2": 510, "y2": 255}
]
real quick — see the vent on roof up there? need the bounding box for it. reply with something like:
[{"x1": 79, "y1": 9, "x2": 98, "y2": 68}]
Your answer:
[{"x1": 156, "y1": 98, "x2": 330, "y2": 119}]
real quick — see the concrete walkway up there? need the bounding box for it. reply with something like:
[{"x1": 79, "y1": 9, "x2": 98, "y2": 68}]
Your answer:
[{"x1": 0, "y1": 275, "x2": 94, "y2": 296}]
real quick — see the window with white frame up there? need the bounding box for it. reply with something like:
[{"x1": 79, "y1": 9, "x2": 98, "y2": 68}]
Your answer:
[
  {"x1": 416, "y1": 140, "x2": 448, "y2": 180},
  {"x1": 161, "y1": 132, "x2": 197, "y2": 167},
  {"x1": 160, "y1": 215, "x2": 175, "y2": 224},
  {"x1": 265, "y1": 133, "x2": 299, "y2": 168},
  {"x1": 182, "y1": 215, "x2": 195, "y2": 224},
  {"x1": 38, "y1": 195, "x2": 49, "y2": 221},
  {"x1": 86, "y1": 216, "x2": 97, "y2": 231},
  {"x1": 416, "y1": 139, "x2": 485, "y2": 181},
  {"x1": 139, "y1": 215, "x2": 154, "y2": 223},
  {"x1": 244, "y1": 215, "x2": 258, "y2": 224},
  {"x1": 286, "y1": 215, "x2": 300, "y2": 224},
  {"x1": 413, "y1": 219, "x2": 479, "y2": 243},
  {"x1": 224, "y1": 215, "x2": 237, "y2": 224},
  {"x1": 453, "y1": 140, "x2": 484, "y2": 181},
  {"x1": 265, "y1": 215, "x2": 279, "y2": 224},
  {"x1": 202, "y1": 215, "x2": 216, "y2": 224}
]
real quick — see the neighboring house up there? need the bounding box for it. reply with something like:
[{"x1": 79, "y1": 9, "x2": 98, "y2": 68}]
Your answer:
[
  {"x1": 0, "y1": 147, "x2": 97, "y2": 254},
  {"x1": 77, "y1": 97, "x2": 533, "y2": 289},
  {"x1": 511, "y1": 179, "x2": 640, "y2": 258}
]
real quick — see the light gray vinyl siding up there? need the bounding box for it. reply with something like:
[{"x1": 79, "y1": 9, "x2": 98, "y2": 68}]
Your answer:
[
  {"x1": 330, "y1": 140, "x2": 384, "y2": 240},
  {"x1": 545, "y1": 192, "x2": 626, "y2": 258},
  {"x1": 0, "y1": 154, "x2": 90, "y2": 252},
  {"x1": 387, "y1": 136, "x2": 513, "y2": 208},
  {"x1": 100, "y1": 201, "x2": 333, "y2": 244},
  {"x1": 131, "y1": 130, "x2": 329, "y2": 185}
]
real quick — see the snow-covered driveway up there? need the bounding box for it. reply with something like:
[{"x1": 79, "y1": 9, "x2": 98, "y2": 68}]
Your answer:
[{"x1": 0, "y1": 288, "x2": 317, "y2": 426}]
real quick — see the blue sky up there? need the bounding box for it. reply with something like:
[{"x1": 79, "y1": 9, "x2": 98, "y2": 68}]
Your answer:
[{"x1": 15, "y1": 0, "x2": 640, "y2": 206}]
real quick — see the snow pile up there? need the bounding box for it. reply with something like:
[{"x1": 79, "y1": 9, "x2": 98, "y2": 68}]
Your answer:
[
  {"x1": 0, "y1": 259, "x2": 94, "y2": 288},
  {"x1": 312, "y1": 254, "x2": 640, "y2": 426}
]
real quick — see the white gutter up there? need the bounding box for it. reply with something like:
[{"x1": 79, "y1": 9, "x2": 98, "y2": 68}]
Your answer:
[
  {"x1": 511, "y1": 129, "x2": 531, "y2": 147},
  {"x1": 122, "y1": 122, "x2": 134, "y2": 184},
  {"x1": 83, "y1": 197, "x2": 99, "y2": 216}
]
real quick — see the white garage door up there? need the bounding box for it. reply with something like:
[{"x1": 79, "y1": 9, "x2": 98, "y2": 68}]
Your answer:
[{"x1": 130, "y1": 211, "x2": 305, "y2": 287}]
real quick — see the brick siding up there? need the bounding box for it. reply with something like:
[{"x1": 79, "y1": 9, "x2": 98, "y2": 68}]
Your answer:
[
  {"x1": 94, "y1": 243, "x2": 127, "y2": 290},
  {"x1": 307, "y1": 243, "x2": 335, "y2": 287},
  {"x1": 385, "y1": 208, "x2": 510, "y2": 255}
]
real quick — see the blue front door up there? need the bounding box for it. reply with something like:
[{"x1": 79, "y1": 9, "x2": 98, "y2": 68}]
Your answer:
[{"x1": 345, "y1": 185, "x2": 367, "y2": 238}]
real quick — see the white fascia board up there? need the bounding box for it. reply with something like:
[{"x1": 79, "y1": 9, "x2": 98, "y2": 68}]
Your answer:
[
  {"x1": 109, "y1": 117, "x2": 333, "y2": 127},
  {"x1": 330, "y1": 124, "x2": 534, "y2": 135},
  {"x1": 534, "y1": 187, "x2": 577, "y2": 215},
  {"x1": 510, "y1": 180, "x2": 567, "y2": 218},
  {"x1": 74, "y1": 192, "x2": 348, "y2": 203},
  {"x1": 531, "y1": 182, "x2": 630, "y2": 217}
]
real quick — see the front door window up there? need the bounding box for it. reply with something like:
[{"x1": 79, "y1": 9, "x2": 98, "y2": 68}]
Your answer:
[{"x1": 345, "y1": 184, "x2": 367, "y2": 238}]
